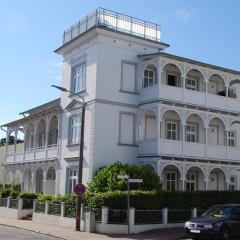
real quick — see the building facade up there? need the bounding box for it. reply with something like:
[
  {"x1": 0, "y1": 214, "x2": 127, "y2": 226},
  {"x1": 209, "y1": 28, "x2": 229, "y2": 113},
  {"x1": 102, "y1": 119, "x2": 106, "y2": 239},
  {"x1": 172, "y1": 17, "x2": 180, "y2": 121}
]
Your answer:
[{"x1": 2, "y1": 8, "x2": 240, "y2": 194}]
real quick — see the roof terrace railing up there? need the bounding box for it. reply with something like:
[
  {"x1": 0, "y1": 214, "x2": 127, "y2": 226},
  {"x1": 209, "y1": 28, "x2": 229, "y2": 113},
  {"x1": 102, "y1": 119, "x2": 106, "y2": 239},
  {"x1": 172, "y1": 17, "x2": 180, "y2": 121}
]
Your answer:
[{"x1": 63, "y1": 8, "x2": 161, "y2": 44}]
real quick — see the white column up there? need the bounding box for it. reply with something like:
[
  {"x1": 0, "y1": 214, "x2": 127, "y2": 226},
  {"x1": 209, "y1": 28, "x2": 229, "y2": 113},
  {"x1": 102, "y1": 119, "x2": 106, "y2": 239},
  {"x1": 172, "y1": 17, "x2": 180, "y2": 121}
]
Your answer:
[
  {"x1": 14, "y1": 128, "x2": 17, "y2": 154},
  {"x1": 205, "y1": 80, "x2": 208, "y2": 106},
  {"x1": 101, "y1": 206, "x2": 108, "y2": 224},
  {"x1": 129, "y1": 208, "x2": 135, "y2": 234},
  {"x1": 162, "y1": 208, "x2": 168, "y2": 225}
]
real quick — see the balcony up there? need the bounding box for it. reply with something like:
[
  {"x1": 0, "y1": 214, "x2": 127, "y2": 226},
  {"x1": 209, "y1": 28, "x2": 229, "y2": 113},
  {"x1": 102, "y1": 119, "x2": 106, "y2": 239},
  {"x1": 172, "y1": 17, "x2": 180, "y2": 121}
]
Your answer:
[
  {"x1": 63, "y1": 8, "x2": 161, "y2": 45},
  {"x1": 5, "y1": 145, "x2": 58, "y2": 164},
  {"x1": 138, "y1": 138, "x2": 240, "y2": 163},
  {"x1": 140, "y1": 84, "x2": 240, "y2": 113}
]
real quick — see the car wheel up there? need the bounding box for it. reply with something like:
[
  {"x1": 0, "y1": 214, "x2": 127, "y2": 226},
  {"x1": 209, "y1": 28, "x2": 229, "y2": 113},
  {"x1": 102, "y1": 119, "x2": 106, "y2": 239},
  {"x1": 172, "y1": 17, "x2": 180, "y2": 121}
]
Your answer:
[{"x1": 221, "y1": 228, "x2": 230, "y2": 240}]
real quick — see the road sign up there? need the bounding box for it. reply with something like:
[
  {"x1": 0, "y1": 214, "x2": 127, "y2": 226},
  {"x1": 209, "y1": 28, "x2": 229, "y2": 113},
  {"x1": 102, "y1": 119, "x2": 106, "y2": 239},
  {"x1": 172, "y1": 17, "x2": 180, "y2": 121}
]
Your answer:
[
  {"x1": 129, "y1": 179, "x2": 143, "y2": 183},
  {"x1": 117, "y1": 175, "x2": 129, "y2": 179},
  {"x1": 74, "y1": 183, "x2": 86, "y2": 196}
]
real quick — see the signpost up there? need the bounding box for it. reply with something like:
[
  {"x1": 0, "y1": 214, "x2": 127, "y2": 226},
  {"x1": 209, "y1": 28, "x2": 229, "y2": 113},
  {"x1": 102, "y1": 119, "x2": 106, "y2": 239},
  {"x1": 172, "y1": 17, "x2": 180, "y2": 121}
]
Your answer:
[{"x1": 117, "y1": 175, "x2": 143, "y2": 234}]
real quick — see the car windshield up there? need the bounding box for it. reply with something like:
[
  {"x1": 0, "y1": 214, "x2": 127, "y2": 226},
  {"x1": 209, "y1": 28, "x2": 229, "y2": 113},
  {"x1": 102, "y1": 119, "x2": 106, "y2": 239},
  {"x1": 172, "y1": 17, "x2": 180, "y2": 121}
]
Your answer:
[{"x1": 202, "y1": 206, "x2": 232, "y2": 219}]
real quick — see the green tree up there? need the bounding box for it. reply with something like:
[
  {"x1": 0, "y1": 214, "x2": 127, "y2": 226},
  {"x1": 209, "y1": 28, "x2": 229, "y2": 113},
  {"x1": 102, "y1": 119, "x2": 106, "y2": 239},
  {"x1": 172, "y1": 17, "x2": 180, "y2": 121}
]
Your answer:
[{"x1": 87, "y1": 162, "x2": 161, "y2": 193}]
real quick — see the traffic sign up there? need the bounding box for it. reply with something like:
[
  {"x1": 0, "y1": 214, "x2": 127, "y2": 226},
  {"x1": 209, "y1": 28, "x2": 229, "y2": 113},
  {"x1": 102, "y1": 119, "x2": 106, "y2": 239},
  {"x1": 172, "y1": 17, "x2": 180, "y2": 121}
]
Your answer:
[
  {"x1": 129, "y1": 179, "x2": 143, "y2": 183},
  {"x1": 74, "y1": 183, "x2": 86, "y2": 196}
]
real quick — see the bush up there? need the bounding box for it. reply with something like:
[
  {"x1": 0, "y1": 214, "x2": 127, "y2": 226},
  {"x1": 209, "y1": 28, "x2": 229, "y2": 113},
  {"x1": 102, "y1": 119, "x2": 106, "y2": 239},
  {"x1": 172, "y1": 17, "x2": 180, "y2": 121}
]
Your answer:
[
  {"x1": 87, "y1": 162, "x2": 161, "y2": 193},
  {"x1": 0, "y1": 189, "x2": 12, "y2": 198},
  {"x1": 18, "y1": 192, "x2": 39, "y2": 200},
  {"x1": 13, "y1": 184, "x2": 21, "y2": 192},
  {"x1": 86, "y1": 190, "x2": 240, "y2": 210},
  {"x1": 37, "y1": 194, "x2": 55, "y2": 202},
  {"x1": 10, "y1": 191, "x2": 19, "y2": 199}
]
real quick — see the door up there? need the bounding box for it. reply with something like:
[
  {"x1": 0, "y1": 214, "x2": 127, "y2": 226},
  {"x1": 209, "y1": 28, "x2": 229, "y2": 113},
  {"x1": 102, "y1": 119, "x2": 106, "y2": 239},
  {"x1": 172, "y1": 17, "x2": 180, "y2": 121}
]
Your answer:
[
  {"x1": 208, "y1": 125, "x2": 219, "y2": 145},
  {"x1": 208, "y1": 173, "x2": 218, "y2": 190},
  {"x1": 208, "y1": 80, "x2": 218, "y2": 94}
]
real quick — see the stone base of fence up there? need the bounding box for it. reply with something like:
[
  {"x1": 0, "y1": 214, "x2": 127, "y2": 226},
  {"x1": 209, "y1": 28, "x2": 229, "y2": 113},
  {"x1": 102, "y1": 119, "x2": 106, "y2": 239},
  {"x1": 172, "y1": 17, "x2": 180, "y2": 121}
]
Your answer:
[
  {"x1": 0, "y1": 207, "x2": 33, "y2": 220},
  {"x1": 32, "y1": 212, "x2": 85, "y2": 231}
]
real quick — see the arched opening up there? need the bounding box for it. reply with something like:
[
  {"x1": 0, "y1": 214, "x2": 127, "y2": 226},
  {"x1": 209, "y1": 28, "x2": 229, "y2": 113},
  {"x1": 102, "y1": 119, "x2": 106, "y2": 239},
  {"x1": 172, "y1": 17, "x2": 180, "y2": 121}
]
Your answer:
[
  {"x1": 48, "y1": 116, "x2": 58, "y2": 146},
  {"x1": 7, "y1": 130, "x2": 15, "y2": 154},
  {"x1": 36, "y1": 168, "x2": 43, "y2": 193},
  {"x1": 162, "y1": 63, "x2": 182, "y2": 87},
  {"x1": 44, "y1": 166, "x2": 56, "y2": 194},
  {"x1": 14, "y1": 169, "x2": 22, "y2": 190},
  {"x1": 185, "y1": 166, "x2": 205, "y2": 191},
  {"x1": 139, "y1": 110, "x2": 157, "y2": 141},
  {"x1": 36, "y1": 120, "x2": 46, "y2": 148},
  {"x1": 208, "y1": 118, "x2": 225, "y2": 146},
  {"x1": 16, "y1": 127, "x2": 24, "y2": 153},
  {"x1": 228, "y1": 121, "x2": 240, "y2": 147},
  {"x1": 25, "y1": 124, "x2": 34, "y2": 150},
  {"x1": 186, "y1": 69, "x2": 205, "y2": 92},
  {"x1": 185, "y1": 114, "x2": 205, "y2": 143},
  {"x1": 208, "y1": 168, "x2": 226, "y2": 191},
  {"x1": 161, "y1": 165, "x2": 181, "y2": 191},
  {"x1": 5, "y1": 170, "x2": 14, "y2": 187},
  {"x1": 23, "y1": 169, "x2": 32, "y2": 192},
  {"x1": 229, "y1": 169, "x2": 240, "y2": 191},
  {"x1": 143, "y1": 64, "x2": 158, "y2": 88},
  {"x1": 208, "y1": 74, "x2": 225, "y2": 96},
  {"x1": 229, "y1": 79, "x2": 240, "y2": 100},
  {"x1": 161, "y1": 110, "x2": 181, "y2": 141}
]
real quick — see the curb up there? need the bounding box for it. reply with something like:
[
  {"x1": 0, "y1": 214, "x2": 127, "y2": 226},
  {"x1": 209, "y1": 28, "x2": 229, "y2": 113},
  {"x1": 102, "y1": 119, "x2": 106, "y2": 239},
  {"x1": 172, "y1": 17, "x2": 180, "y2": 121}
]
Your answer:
[{"x1": 0, "y1": 223, "x2": 66, "y2": 240}]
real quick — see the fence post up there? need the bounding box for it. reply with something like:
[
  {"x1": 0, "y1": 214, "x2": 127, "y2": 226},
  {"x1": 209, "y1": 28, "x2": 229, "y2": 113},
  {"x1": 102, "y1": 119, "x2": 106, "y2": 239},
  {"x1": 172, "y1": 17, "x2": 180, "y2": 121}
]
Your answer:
[
  {"x1": 129, "y1": 208, "x2": 135, "y2": 234},
  {"x1": 192, "y1": 207, "x2": 197, "y2": 218},
  {"x1": 85, "y1": 211, "x2": 95, "y2": 233},
  {"x1": 33, "y1": 200, "x2": 37, "y2": 212},
  {"x1": 18, "y1": 198, "x2": 23, "y2": 210},
  {"x1": 162, "y1": 208, "x2": 168, "y2": 225},
  {"x1": 7, "y1": 197, "x2": 11, "y2": 208},
  {"x1": 101, "y1": 206, "x2": 108, "y2": 224},
  {"x1": 61, "y1": 202, "x2": 65, "y2": 218},
  {"x1": 45, "y1": 200, "x2": 50, "y2": 214},
  {"x1": 80, "y1": 204, "x2": 85, "y2": 231}
]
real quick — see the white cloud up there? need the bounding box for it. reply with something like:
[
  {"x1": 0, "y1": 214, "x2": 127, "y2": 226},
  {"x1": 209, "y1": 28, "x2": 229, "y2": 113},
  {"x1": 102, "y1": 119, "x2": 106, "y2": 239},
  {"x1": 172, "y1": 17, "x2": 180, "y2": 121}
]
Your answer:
[{"x1": 172, "y1": 8, "x2": 194, "y2": 23}]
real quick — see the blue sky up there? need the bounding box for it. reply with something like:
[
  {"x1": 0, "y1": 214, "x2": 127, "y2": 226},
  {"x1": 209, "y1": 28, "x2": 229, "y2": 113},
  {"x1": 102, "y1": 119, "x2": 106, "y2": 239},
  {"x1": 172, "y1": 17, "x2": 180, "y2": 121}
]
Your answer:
[{"x1": 0, "y1": 0, "x2": 240, "y2": 138}]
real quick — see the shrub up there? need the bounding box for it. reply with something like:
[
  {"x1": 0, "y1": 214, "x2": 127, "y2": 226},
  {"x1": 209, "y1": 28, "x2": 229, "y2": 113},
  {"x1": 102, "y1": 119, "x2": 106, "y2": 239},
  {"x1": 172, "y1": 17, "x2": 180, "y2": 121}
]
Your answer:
[
  {"x1": 85, "y1": 190, "x2": 240, "y2": 211},
  {"x1": 87, "y1": 162, "x2": 161, "y2": 193},
  {"x1": 0, "y1": 189, "x2": 12, "y2": 198},
  {"x1": 10, "y1": 191, "x2": 19, "y2": 199},
  {"x1": 13, "y1": 184, "x2": 21, "y2": 192},
  {"x1": 37, "y1": 194, "x2": 55, "y2": 202},
  {"x1": 18, "y1": 192, "x2": 39, "y2": 200}
]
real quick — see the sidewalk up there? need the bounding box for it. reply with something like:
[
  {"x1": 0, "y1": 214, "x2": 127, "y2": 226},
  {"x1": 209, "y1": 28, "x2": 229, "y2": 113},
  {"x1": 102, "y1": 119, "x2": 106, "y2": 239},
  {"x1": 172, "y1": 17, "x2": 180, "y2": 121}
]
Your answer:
[{"x1": 0, "y1": 217, "x2": 187, "y2": 240}]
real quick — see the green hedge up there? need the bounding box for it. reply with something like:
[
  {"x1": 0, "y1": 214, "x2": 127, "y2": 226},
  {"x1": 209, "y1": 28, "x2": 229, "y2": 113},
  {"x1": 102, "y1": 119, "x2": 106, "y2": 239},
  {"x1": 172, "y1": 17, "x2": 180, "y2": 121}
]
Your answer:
[
  {"x1": 37, "y1": 194, "x2": 77, "y2": 205},
  {"x1": 86, "y1": 190, "x2": 240, "y2": 210}
]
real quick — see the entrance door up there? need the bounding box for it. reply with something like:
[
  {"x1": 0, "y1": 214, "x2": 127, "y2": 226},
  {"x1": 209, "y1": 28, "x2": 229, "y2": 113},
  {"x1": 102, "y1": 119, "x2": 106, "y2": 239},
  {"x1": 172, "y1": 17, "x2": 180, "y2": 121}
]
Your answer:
[
  {"x1": 208, "y1": 125, "x2": 219, "y2": 145},
  {"x1": 208, "y1": 173, "x2": 218, "y2": 190},
  {"x1": 208, "y1": 80, "x2": 218, "y2": 94}
]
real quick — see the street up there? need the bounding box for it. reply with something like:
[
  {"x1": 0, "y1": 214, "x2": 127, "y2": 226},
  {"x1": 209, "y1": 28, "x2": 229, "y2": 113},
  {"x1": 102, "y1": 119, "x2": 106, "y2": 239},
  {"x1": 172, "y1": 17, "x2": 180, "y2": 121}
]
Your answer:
[{"x1": 0, "y1": 225, "x2": 61, "y2": 240}]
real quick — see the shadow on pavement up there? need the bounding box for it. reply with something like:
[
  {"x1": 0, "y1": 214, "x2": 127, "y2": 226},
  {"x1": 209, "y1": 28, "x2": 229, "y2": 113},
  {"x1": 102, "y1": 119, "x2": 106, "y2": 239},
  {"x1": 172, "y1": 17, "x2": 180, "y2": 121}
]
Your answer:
[{"x1": 105, "y1": 228, "x2": 188, "y2": 240}]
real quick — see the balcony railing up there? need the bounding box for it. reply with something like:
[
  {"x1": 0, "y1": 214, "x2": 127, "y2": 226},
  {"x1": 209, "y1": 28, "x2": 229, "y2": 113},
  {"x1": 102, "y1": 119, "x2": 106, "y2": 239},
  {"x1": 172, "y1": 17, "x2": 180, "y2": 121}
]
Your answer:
[
  {"x1": 138, "y1": 138, "x2": 240, "y2": 162},
  {"x1": 63, "y1": 8, "x2": 161, "y2": 45},
  {"x1": 5, "y1": 145, "x2": 58, "y2": 164}
]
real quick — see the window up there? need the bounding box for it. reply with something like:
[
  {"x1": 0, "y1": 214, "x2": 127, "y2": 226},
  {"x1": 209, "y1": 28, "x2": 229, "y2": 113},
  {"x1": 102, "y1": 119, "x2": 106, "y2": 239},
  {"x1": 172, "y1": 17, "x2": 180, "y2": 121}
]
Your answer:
[
  {"x1": 165, "y1": 171, "x2": 177, "y2": 191},
  {"x1": 38, "y1": 132, "x2": 46, "y2": 148},
  {"x1": 229, "y1": 176, "x2": 237, "y2": 191},
  {"x1": 68, "y1": 169, "x2": 78, "y2": 193},
  {"x1": 167, "y1": 74, "x2": 179, "y2": 87},
  {"x1": 186, "y1": 172, "x2": 197, "y2": 191},
  {"x1": 228, "y1": 131, "x2": 236, "y2": 147},
  {"x1": 69, "y1": 116, "x2": 81, "y2": 144},
  {"x1": 166, "y1": 121, "x2": 178, "y2": 140},
  {"x1": 143, "y1": 68, "x2": 157, "y2": 88},
  {"x1": 121, "y1": 61, "x2": 137, "y2": 93},
  {"x1": 186, "y1": 77, "x2": 198, "y2": 91},
  {"x1": 48, "y1": 129, "x2": 58, "y2": 146},
  {"x1": 72, "y1": 63, "x2": 86, "y2": 93},
  {"x1": 186, "y1": 124, "x2": 197, "y2": 143},
  {"x1": 119, "y1": 112, "x2": 136, "y2": 145}
]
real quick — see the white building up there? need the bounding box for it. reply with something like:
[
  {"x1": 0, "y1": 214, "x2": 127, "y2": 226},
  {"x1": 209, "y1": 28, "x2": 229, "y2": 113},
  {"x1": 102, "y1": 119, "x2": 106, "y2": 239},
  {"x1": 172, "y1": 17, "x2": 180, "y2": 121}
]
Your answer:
[{"x1": 2, "y1": 8, "x2": 240, "y2": 194}]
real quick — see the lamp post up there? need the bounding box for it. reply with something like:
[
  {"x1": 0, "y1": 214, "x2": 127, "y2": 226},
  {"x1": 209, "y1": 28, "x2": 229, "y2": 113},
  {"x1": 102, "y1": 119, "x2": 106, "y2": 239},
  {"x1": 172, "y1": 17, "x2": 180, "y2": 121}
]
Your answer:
[{"x1": 51, "y1": 85, "x2": 85, "y2": 231}]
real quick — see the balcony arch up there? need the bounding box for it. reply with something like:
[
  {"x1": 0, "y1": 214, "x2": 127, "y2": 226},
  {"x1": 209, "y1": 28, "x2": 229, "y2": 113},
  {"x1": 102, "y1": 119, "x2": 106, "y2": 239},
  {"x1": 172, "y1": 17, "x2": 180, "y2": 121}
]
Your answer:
[
  {"x1": 228, "y1": 78, "x2": 240, "y2": 100},
  {"x1": 160, "y1": 110, "x2": 182, "y2": 141},
  {"x1": 36, "y1": 119, "x2": 46, "y2": 148},
  {"x1": 185, "y1": 69, "x2": 205, "y2": 92},
  {"x1": 23, "y1": 168, "x2": 32, "y2": 192},
  {"x1": 228, "y1": 120, "x2": 240, "y2": 147},
  {"x1": 45, "y1": 166, "x2": 56, "y2": 194},
  {"x1": 185, "y1": 113, "x2": 205, "y2": 143},
  {"x1": 139, "y1": 110, "x2": 157, "y2": 141},
  {"x1": 208, "y1": 117, "x2": 226, "y2": 146},
  {"x1": 207, "y1": 74, "x2": 226, "y2": 96},
  {"x1": 208, "y1": 167, "x2": 226, "y2": 191},
  {"x1": 25, "y1": 123, "x2": 34, "y2": 150},
  {"x1": 35, "y1": 168, "x2": 43, "y2": 193},
  {"x1": 160, "y1": 164, "x2": 182, "y2": 191},
  {"x1": 142, "y1": 64, "x2": 158, "y2": 88},
  {"x1": 48, "y1": 115, "x2": 58, "y2": 146},
  {"x1": 162, "y1": 63, "x2": 183, "y2": 87},
  {"x1": 185, "y1": 166, "x2": 205, "y2": 191}
]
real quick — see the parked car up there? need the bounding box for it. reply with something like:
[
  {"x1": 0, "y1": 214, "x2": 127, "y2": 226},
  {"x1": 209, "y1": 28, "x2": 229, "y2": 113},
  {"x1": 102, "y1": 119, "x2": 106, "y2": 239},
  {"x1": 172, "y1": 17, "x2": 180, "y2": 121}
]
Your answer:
[{"x1": 184, "y1": 204, "x2": 240, "y2": 240}]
